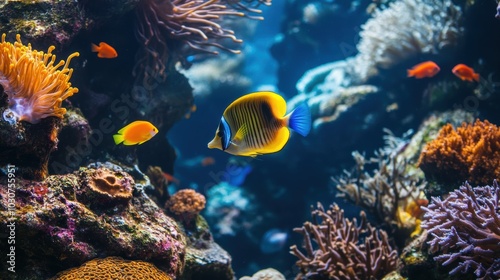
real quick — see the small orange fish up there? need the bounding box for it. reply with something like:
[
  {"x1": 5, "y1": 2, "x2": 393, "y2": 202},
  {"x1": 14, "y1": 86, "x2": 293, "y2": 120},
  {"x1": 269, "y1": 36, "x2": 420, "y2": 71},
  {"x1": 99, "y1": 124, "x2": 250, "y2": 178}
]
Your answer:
[
  {"x1": 113, "y1": 121, "x2": 158, "y2": 145},
  {"x1": 201, "y1": 156, "x2": 215, "y2": 167},
  {"x1": 162, "y1": 172, "x2": 180, "y2": 185},
  {"x1": 91, "y1": 42, "x2": 118, "y2": 58},
  {"x1": 452, "y1": 64, "x2": 480, "y2": 82},
  {"x1": 407, "y1": 61, "x2": 440, "y2": 79}
]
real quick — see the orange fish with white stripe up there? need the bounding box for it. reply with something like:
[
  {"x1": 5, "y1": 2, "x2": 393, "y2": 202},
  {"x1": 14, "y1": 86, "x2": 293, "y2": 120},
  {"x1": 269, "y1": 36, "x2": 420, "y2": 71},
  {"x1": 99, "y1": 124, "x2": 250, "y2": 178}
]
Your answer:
[{"x1": 207, "y1": 91, "x2": 311, "y2": 157}]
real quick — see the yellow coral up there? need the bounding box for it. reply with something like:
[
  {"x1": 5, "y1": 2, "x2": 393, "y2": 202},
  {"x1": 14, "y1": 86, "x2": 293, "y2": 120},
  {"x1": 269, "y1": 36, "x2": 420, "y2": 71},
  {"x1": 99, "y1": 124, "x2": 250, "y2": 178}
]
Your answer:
[
  {"x1": 0, "y1": 34, "x2": 79, "y2": 124},
  {"x1": 418, "y1": 119, "x2": 500, "y2": 185},
  {"x1": 51, "y1": 256, "x2": 172, "y2": 280}
]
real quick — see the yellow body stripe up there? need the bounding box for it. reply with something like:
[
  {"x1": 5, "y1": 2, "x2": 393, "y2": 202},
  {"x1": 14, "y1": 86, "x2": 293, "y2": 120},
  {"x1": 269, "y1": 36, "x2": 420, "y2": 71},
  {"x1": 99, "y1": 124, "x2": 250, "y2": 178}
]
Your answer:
[{"x1": 223, "y1": 92, "x2": 289, "y2": 155}]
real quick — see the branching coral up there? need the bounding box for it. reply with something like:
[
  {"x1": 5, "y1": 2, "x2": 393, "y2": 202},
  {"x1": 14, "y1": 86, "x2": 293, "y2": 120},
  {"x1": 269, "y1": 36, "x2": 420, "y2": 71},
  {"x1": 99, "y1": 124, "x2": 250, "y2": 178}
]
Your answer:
[
  {"x1": 335, "y1": 130, "x2": 427, "y2": 235},
  {"x1": 0, "y1": 34, "x2": 79, "y2": 124},
  {"x1": 51, "y1": 256, "x2": 173, "y2": 280},
  {"x1": 421, "y1": 181, "x2": 500, "y2": 279},
  {"x1": 134, "y1": 0, "x2": 270, "y2": 81},
  {"x1": 352, "y1": 0, "x2": 463, "y2": 81},
  {"x1": 418, "y1": 119, "x2": 500, "y2": 186},
  {"x1": 290, "y1": 203, "x2": 398, "y2": 280},
  {"x1": 166, "y1": 188, "x2": 206, "y2": 224}
]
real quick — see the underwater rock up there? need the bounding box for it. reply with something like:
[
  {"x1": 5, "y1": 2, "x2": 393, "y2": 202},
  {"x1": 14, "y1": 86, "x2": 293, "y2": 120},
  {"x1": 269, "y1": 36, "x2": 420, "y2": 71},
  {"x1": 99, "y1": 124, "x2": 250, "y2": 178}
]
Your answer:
[
  {"x1": 0, "y1": 0, "x2": 138, "y2": 48},
  {"x1": 0, "y1": 167, "x2": 186, "y2": 279},
  {"x1": 239, "y1": 268, "x2": 285, "y2": 280},
  {"x1": 180, "y1": 215, "x2": 235, "y2": 280},
  {"x1": 51, "y1": 256, "x2": 173, "y2": 280}
]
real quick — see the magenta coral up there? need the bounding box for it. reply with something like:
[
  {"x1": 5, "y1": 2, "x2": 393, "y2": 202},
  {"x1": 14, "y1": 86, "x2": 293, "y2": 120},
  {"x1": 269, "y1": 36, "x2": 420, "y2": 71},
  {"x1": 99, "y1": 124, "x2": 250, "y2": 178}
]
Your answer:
[
  {"x1": 421, "y1": 181, "x2": 500, "y2": 279},
  {"x1": 290, "y1": 203, "x2": 398, "y2": 280}
]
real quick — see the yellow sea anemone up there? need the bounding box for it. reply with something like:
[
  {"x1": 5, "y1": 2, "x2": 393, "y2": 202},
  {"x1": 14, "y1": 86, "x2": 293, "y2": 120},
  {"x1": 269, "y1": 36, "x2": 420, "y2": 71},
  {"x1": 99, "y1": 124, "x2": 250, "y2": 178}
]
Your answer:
[{"x1": 0, "y1": 34, "x2": 79, "y2": 124}]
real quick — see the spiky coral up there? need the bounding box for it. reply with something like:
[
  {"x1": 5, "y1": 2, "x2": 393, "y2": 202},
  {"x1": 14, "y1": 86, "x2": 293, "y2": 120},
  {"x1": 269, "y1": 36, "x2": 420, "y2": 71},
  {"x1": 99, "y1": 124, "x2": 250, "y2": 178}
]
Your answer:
[
  {"x1": 134, "y1": 0, "x2": 270, "y2": 82},
  {"x1": 418, "y1": 119, "x2": 500, "y2": 186},
  {"x1": 290, "y1": 203, "x2": 398, "y2": 280},
  {"x1": 421, "y1": 181, "x2": 500, "y2": 279},
  {"x1": 0, "y1": 34, "x2": 79, "y2": 124}
]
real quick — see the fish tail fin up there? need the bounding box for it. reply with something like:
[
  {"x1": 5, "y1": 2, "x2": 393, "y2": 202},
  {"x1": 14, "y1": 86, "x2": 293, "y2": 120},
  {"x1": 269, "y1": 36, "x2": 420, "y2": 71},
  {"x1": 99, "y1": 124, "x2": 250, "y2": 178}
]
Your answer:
[
  {"x1": 474, "y1": 73, "x2": 480, "y2": 82},
  {"x1": 91, "y1": 43, "x2": 99, "y2": 53},
  {"x1": 286, "y1": 102, "x2": 311, "y2": 137},
  {"x1": 407, "y1": 69, "x2": 414, "y2": 77},
  {"x1": 113, "y1": 134, "x2": 124, "y2": 145}
]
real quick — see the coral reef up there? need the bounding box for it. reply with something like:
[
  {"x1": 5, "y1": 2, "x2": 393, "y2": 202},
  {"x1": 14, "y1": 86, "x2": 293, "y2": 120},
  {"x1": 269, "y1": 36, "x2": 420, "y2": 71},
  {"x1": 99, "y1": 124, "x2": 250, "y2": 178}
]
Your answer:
[
  {"x1": 51, "y1": 256, "x2": 173, "y2": 280},
  {"x1": 421, "y1": 181, "x2": 500, "y2": 279},
  {"x1": 239, "y1": 268, "x2": 285, "y2": 280},
  {"x1": 418, "y1": 119, "x2": 500, "y2": 186},
  {"x1": 78, "y1": 167, "x2": 135, "y2": 206},
  {"x1": 335, "y1": 130, "x2": 427, "y2": 237},
  {"x1": 134, "y1": 0, "x2": 271, "y2": 82},
  {"x1": 290, "y1": 203, "x2": 398, "y2": 280},
  {"x1": 165, "y1": 188, "x2": 206, "y2": 225},
  {"x1": 352, "y1": 0, "x2": 463, "y2": 82},
  {"x1": 0, "y1": 34, "x2": 79, "y2": 180},
  {"x1": 0, "y1": 166, "x2": 186, "y2": 279}
]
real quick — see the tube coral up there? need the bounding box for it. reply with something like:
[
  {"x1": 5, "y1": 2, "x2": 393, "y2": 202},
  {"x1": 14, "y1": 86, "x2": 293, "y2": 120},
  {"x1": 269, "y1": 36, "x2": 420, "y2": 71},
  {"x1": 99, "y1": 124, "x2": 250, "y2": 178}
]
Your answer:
[
  {"x1": 290, "y1": 203, "x2": 398, "y2": 280},
  {"x1": 0, "y1": 34, "x2": 79, "y2": 124},
  {"x1": 418, "y1": 119, "x2": 500, "y2": 186},
  {"x1": 421, "y1": 181, "x2": 500, "y2": 279}
]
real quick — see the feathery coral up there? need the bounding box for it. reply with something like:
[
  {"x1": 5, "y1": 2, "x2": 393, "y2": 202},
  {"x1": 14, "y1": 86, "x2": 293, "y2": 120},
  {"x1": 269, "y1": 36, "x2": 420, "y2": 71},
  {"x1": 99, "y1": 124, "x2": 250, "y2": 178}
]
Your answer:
[
  {"x1": 418, "y1": 119, "x2": 500, "y2": 186},
  {"x1": 290, "y1": 203, "x2": 398, "y2": 280},
  {"x1": 421, "y1": 181, "x2": 500, "y2": 279},
  {"x1": 51, "y1": 256, "x2": 172, "y2": 280},
  {"x1": 0, "y1": 33, "x2": 79, "y2": 124},
  {"x1": 134, "y1": 0, "x2": 270, "y2": 81}
]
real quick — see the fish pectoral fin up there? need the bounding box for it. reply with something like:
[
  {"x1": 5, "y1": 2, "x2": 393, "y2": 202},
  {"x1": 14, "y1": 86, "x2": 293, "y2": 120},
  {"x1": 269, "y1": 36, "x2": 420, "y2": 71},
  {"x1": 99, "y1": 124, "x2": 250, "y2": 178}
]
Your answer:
[{"x1": 233, "y1": 124, "x2": 248, "y2": 143}]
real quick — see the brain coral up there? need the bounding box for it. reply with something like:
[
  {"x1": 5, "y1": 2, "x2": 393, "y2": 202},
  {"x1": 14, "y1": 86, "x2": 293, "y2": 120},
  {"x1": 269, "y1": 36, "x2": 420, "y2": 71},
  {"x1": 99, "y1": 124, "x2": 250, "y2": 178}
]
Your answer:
[
  {"x1": 418, "y1": 119, "x2": 500, "y2": 186},
  {"x1": 165, "y1": 189, "x2": 206, "y2": 223},
  {"x1": 51, "y1": 256, "x2": 172, "y2": 280}
]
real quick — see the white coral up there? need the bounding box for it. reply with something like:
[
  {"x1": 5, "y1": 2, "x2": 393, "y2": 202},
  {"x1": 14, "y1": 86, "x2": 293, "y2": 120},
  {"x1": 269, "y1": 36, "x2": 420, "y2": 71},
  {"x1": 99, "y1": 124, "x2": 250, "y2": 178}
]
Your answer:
[{"x1": 353, "y1": 0, "x2": 463, "y2": 82}]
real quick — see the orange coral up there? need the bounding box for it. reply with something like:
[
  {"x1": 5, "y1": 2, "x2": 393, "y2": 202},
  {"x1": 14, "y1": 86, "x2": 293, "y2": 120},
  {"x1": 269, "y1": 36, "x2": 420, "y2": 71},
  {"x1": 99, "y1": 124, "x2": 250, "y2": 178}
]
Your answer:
[
  {"x1": 0, "y1": 34, "x2": 79, "y2": 124},
  {"x1": 51, "y1": 256, "x2": 172, "y2": 280},
  {"x1": 418, "y1": 119, "x2": 500, "y2": 186},
  {"x1": 165, "y1": 189, "x2": 206, "y2": 223}
]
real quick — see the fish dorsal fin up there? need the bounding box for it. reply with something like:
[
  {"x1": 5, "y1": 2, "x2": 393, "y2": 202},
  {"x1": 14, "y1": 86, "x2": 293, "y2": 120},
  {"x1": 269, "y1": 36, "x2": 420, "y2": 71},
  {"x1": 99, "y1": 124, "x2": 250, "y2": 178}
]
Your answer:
[{"x1": 225, "y1": 92, "x2": 287, "y2": 118}]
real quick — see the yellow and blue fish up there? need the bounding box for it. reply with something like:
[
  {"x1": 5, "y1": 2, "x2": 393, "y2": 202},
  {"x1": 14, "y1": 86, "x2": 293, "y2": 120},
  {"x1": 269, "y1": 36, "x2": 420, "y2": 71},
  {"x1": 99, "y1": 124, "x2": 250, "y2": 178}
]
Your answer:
[
  {"x1": 207, "y1": 91, "x2": 311, "y2": 157},
  {"x1": 113, "y1": 120, "x2": 158, "y2": 145}
]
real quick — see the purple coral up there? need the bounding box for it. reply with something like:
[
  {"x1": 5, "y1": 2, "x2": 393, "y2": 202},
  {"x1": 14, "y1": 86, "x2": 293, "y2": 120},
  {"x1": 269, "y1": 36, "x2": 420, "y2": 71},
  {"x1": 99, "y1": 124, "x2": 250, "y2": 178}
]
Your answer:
[
  {"x1": 421, "y1": 181, "x2": 500, "y2": 279},
  {"x1": 290, "y1": 203, "x2": 398, "y2": 280}
]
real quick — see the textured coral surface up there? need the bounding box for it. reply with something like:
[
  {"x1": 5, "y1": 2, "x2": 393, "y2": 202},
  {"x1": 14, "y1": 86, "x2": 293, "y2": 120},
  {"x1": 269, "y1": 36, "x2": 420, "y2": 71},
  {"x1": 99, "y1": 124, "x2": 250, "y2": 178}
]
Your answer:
[
  {"x1": 418, "y1": 119, "x2": 500, "y2": 186},
  {"x1": 51, "y1": 256, "x2": 173, "y2": 280}
]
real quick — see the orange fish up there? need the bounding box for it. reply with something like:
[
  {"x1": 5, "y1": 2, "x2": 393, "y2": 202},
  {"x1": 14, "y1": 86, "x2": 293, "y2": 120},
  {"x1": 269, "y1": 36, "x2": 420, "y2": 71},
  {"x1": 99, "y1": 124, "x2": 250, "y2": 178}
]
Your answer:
[
  {"x1": 201, "y1": 156, "x2": 215, "y2": 167},
  {"x1": 452, "y1": 64, "x2": 480, "y2": 82},
  {"x1": 407, "y1": 61, "x2": 440, "y2": 79},
  {"x1": 91, "y1": 42, "x2": 118, "y2": 58},
  {"x1": 162, "y1": 172, "x2": 180, "y2": 185},
  {"x1": 113, "y1": 121, "x2": 158, "y2": 145}
]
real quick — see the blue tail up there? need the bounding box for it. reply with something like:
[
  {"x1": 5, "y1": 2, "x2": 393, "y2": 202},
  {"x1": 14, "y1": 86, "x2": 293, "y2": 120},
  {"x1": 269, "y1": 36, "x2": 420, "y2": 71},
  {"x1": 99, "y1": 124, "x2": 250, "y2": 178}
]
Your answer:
[{"x1": 288, "y1": 102, "x2": 311, "y2": 137}]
